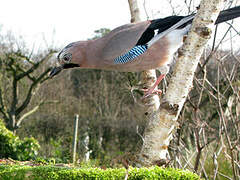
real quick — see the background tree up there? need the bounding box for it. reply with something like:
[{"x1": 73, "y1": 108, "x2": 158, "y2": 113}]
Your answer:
[
  {"x1": 128, "y1": 0, "x2": 164, "y2": 166},
  {"x1": 0, "y1": 35, "x2": 56, "y2": 133}
]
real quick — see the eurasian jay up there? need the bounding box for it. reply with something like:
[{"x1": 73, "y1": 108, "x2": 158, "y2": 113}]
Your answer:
[{"x1": 50, "y1": 6, "x2": 240, "y2": 97}]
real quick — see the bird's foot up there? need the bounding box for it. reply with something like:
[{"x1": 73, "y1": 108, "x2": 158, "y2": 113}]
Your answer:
[{"x1": 141, "y1": 88, "x2": 162, "y2": 98}]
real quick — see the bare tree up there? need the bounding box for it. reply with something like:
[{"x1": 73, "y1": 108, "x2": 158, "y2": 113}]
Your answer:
[
  {"x1": 127, "y1": 0, "x2": 224, "y2": 166},
  {"x1": 0, "y1": 49, "x2": 55, "y2": 133},
  {"x1": 160, "y1": 1, "x2": 240, "y2": 179},
  {"x1": 127, "y1": 0, "x2": 162, "y2": 166}
]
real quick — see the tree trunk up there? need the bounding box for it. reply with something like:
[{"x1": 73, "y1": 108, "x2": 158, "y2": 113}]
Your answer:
[
  {"x1": 128, "y1": 0, "x2": 141, "y2": 23},
  {"x1": 0, "y1": 51, "x2": 54, "y2": 133},
  {"x1": 127, "y1": 0, "x2": 161, "y2": 166},
  {"x1": 137, "y1": 0, "x2": 224, "y2": 166}
]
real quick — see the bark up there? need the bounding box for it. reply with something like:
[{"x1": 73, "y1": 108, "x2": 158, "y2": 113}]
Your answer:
[
  {"x1": 128, "y1": 0, "x2": 141, "y2": 23},
  {"x1": 127, "y1": 0, "x2": 160, "y2": 112},
  {"x1": 138, "y1": 0, "x2": 224, "y2": 166},
  {"x1": 0, "y1": 51, "x2": 55, "y2": 132},
  {"x1": 127, "y1": 0, "x2": 161, "y2": 166}
]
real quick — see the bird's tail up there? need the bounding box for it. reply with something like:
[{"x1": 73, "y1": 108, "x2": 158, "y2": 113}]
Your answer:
[{"x1": 216, "y1": 6, "x2": 240, "y2": 24}]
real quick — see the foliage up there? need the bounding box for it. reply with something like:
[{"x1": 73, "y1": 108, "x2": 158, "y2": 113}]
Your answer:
[
  {"x1": 49, "y1": 138, "x2": 71, "y2": 163},
  {"x1": 0, "y1": 119, "x2": 40, "y2": 161},
  {"x1": 0, "y1": 165, "x2": 201, "y2": 180}
]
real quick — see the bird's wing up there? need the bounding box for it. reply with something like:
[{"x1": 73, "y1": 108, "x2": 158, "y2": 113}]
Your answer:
[
  {"x1": 215, "y1": 5, "x2": 240, "y2": 24},
  {"x1": 100, "y1": 21, "x2": 151, "y2": 61},
  {"x1": 101, "y1": 15, "x2": 194, "y2": 65}
]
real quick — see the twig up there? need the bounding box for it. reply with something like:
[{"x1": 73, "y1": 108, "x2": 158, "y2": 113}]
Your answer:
[
  {"x1": 143, "y1": 0, "x2": 149, "y2": 20},
  {"x1": 136, "y1": 125, "x2": 145, "y2": 143},
  {"x1": 217, "y1": 63, "x2": 237, "y2": 180}
]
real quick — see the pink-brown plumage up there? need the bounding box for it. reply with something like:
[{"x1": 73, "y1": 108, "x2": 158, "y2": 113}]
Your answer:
[{"x1": 49, "y1": 6, "x2": 240, "y2": 97}]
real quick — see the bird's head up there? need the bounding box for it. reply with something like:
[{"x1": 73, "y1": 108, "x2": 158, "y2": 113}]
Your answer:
[{"x1": 49, "y1": 41, "x2": 86, "y2": 78}]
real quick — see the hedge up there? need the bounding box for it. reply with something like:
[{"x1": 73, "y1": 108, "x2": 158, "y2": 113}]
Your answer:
[
  {"x1": 0, "y1": 119, "x2": 40, "y2": 161},
  {"x1": 0, "y1": 165, "x2": 201, "y2": 180}
]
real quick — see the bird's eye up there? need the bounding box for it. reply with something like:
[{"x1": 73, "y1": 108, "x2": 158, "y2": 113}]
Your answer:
[
  {"x1": 64, "y1": 56, "x2": 69, "y2": 61},
  {"x1": 62, "y1": 53, "x2": 72, "y2": 63}
]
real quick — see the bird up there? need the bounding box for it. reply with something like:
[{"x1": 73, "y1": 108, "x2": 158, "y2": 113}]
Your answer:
[{"x1": 50, "y1": 6, "x2": 240, "y2": 97}]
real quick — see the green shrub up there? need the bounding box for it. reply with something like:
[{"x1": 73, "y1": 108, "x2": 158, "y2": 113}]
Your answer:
[
  {"x1": 0, "y1": 119, "x2": 40, "y2": 160},
  {"x1": 0, "y1": 165, "x2": 201, "y2": 180}
]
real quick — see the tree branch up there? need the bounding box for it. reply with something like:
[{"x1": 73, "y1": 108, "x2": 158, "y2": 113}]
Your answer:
[
  {"x1": 15, "y1": 67, "x2": 51, "y2": 116},
  {"x1": 15, "y1": 51, "x2": 54, "y2": 81},
  {"x1": 16, "y1": 100, "x2": 58, "y2": 128},
  {"x1": 139, "y1": 0, "x2": 224, "y2": 166},
  {"x1": 16, "y1": 103, "x2": 42, "y2": 127},
  {"x1": 7, "y1": 59, "x2": 19, "y2": 115},
  {"x1": 196, "y1": 24, "x2": 232, "y2": 75},
  {"x1": 0, "y1": 88, "x2": 8, "y2": 120}
]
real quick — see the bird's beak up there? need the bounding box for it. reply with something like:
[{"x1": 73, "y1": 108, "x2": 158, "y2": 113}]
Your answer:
[
  {"x1": 49, "y1": 66, "x2": 63, "y2": 78},
  {"x1": 49, "y1": 63, "x2": 80, "y2": 78}
]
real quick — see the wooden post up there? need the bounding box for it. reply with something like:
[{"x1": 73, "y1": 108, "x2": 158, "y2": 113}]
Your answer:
[{"x1": 72, "y1": 114, "x2": 79, "y2": 164}]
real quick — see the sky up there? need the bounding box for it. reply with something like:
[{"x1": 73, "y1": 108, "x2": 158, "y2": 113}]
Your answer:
[
  {"x1": 0, "y1": 0, "x2": 240, "y2": 52},
  {"x1": 0, "y1": 0, "x2": 133, "y2": 51}
]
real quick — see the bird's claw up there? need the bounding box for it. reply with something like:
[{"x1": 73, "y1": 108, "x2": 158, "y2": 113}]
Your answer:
[{"x1": 141, "y1": 88, "x2": 162, "y2": 99}]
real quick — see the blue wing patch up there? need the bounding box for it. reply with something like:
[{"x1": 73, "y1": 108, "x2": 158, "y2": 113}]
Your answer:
[{"x1": 114, "y1": 45, "x2": 148, "y2": 64}]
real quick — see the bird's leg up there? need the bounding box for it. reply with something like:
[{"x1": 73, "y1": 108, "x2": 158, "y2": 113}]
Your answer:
[{"x1": 142, "y1": 74, "x2": 165, "y2": 98}]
